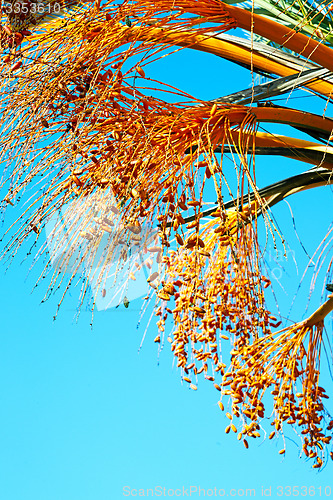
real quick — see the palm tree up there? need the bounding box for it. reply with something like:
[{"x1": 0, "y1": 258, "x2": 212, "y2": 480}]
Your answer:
[{"x1": 0, "y1": 0, "x2": 332, "y2": 467}]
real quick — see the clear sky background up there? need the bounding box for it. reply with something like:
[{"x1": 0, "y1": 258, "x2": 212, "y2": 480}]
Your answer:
[{"x1": 0, "y1": 21, "x2": 333, "y2": 500}]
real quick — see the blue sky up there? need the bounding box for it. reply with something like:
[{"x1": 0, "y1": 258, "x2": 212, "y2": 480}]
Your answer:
[{"x1": 0, "y1": 21, "x2": 333, "y2": 500}]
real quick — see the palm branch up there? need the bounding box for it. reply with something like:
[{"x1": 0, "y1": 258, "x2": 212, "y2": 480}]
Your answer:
[{"x1": 0, "y1": 0, "x2": 332, "y2": 467}]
